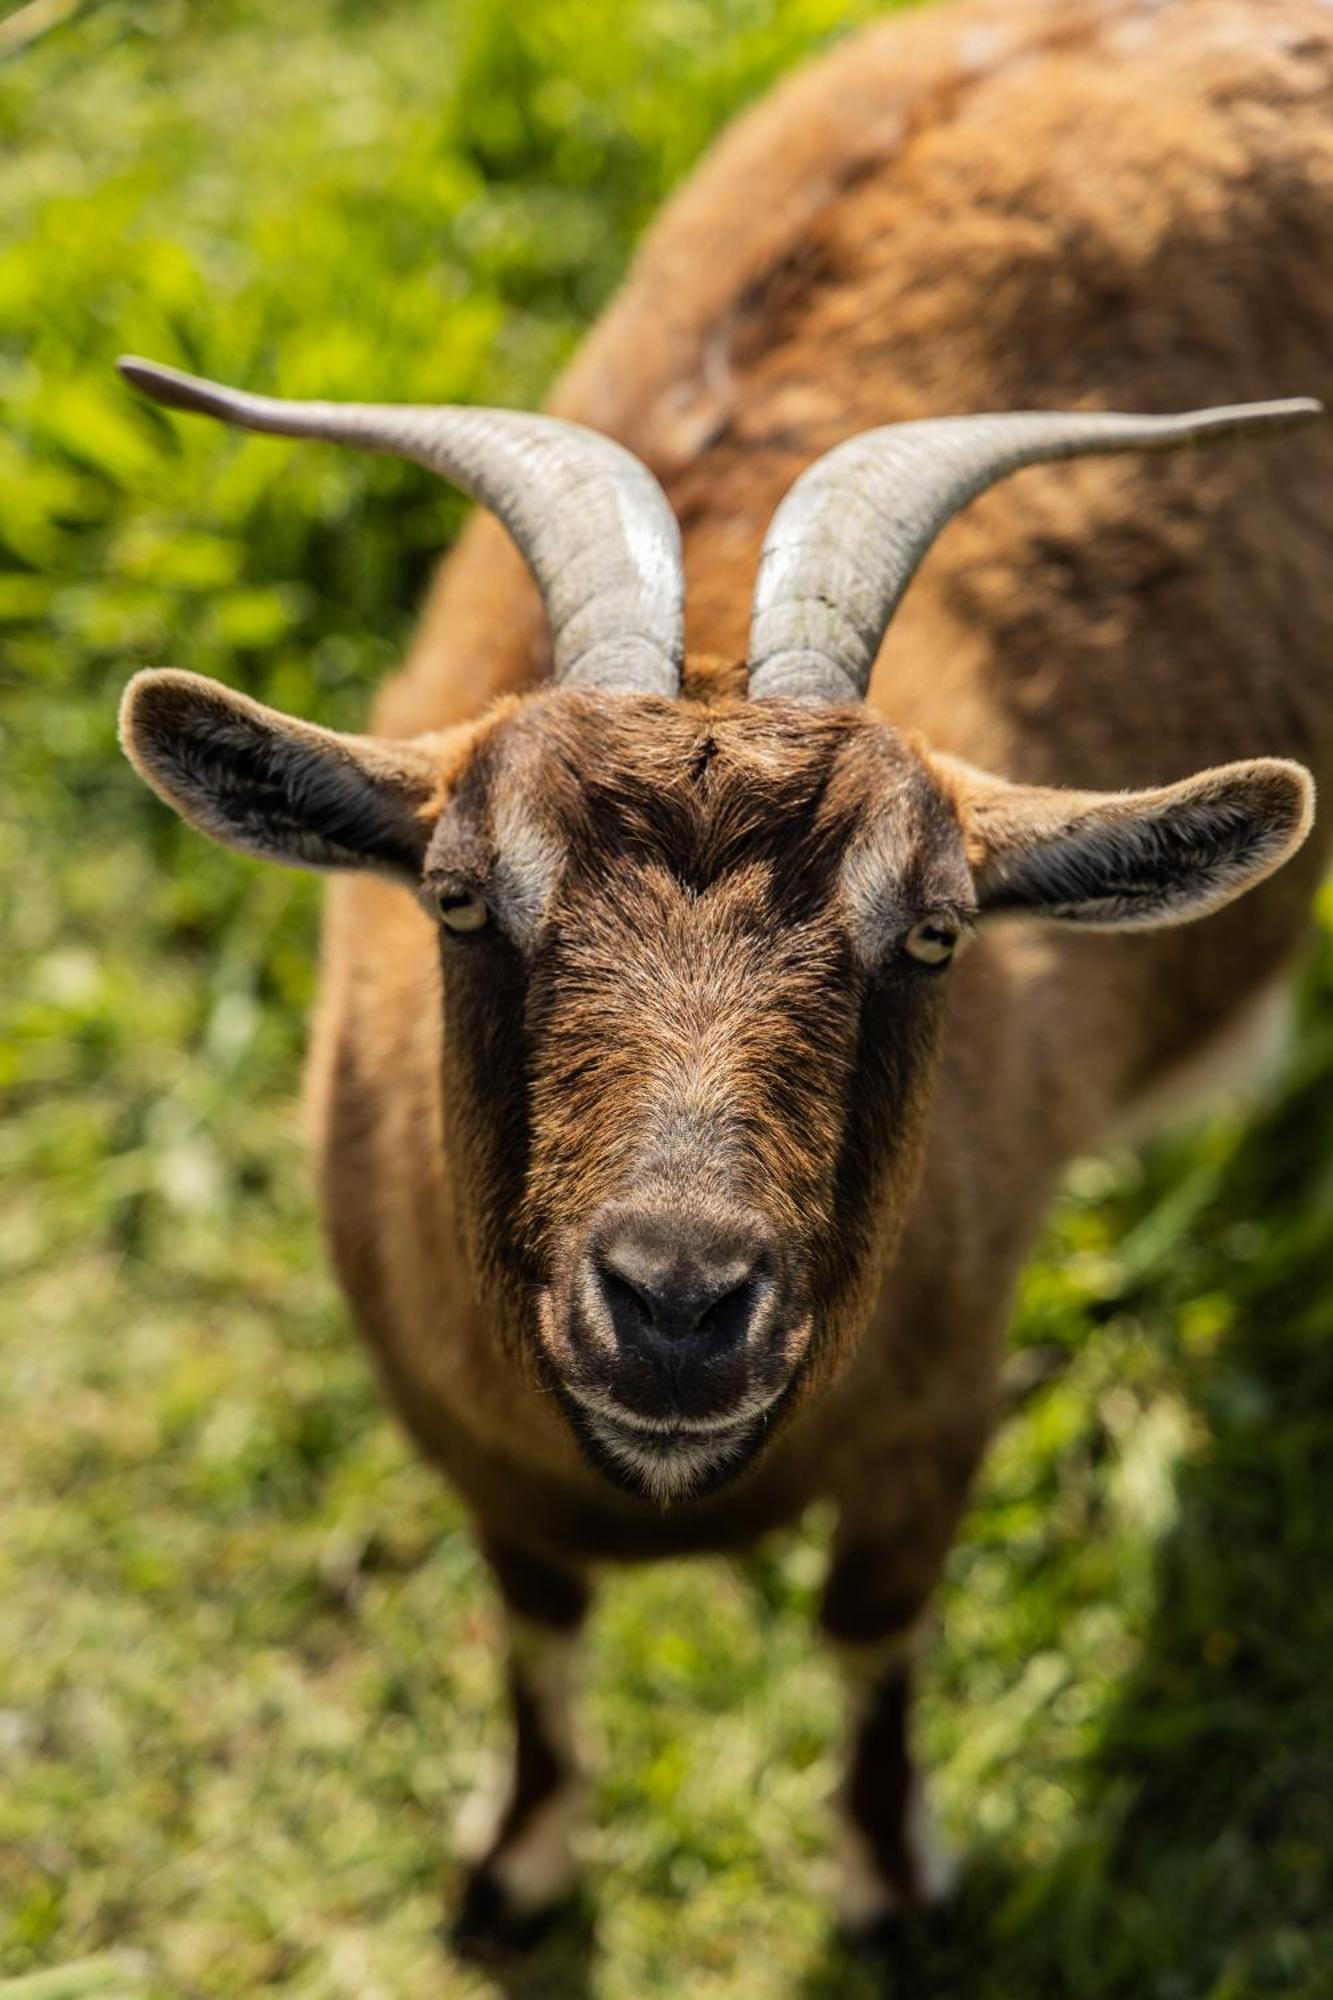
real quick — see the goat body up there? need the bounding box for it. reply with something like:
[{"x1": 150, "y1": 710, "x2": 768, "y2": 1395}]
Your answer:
[{"x1": 121, "y1": 0, "x2": 1333, "y2": 1947}]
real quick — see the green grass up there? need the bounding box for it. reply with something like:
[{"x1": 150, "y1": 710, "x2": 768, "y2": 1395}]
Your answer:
[{"x1": 1, "y1": 1, "x2": 1331, "y2": 1994}]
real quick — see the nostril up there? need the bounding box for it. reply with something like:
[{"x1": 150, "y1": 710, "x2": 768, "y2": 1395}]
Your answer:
[
  {"x1": 694, "y1": 1276, "x2": 760, "y2": 1348},
  {"x1": 597, "y1": 1262, "x2": 657, "y2": 1338}
]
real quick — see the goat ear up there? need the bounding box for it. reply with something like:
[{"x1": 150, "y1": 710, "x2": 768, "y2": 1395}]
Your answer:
[
  {"x1": 932, "y1": 753, "x2": 1315, "y2": 930},
  {"x1": 119, "y1": 669, "x2": 441, "y2": 882}
]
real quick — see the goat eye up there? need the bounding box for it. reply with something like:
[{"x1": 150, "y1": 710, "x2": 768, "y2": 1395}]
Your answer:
[
  {"x1": 904, "y1": 916, "x2": 958, "y2": 967},
  {"x1": 435, "y1": 888, "x2": 490, "y2": 934}
]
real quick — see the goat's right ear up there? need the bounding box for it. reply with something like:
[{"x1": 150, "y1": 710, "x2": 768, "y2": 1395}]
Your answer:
[{"x1": 119, "y1": 669, "x2": 442, "y2": 883}]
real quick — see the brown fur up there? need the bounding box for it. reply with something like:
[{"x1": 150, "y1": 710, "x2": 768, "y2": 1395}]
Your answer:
[{"x1": 126, "y1": 0, "x2": 1333, "y2": 1936}]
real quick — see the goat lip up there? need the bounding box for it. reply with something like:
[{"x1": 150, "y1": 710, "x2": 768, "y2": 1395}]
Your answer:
[
  {"x1": 557, "y1": 1374, "x2": 805, "y2": 1504},
  {"x1": 568, "y1": 1398, "x2": 770, "y2": 1506},
  {"x1": 564, "y1": 1383, "x2": 780, "y2": 1443}
]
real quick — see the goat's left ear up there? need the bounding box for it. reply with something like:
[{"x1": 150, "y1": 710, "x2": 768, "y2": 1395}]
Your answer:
[
  {"x1": 932, "y1": 753, "x2": 1315, "y2": 929},
  {"x1": 120, "y1": 669, "x2": 442, "y2": 883}
]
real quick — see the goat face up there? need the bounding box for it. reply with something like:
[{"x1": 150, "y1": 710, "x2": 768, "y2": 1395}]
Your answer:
[
  {"x1": 120, "y1": 658, "x2": 1312, "y2": 1503},
  {"x1": 424, "y1": 683, "x2": 971, "y2": 1501}
]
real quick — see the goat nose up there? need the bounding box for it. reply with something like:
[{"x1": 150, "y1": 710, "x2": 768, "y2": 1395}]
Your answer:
[{"x1": 590, "y1": 1214, "x2": 774, "y2": 1352}]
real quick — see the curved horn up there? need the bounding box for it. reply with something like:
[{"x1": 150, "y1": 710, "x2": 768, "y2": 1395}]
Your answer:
[
  {"x1": 746, "y1": 400, "x2": 1323, "y2": 704},
  {"x1": 117, "y1": 357, "x2": 685, "y2": 697}
]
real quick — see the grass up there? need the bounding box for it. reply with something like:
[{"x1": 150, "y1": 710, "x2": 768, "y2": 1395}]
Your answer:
[{"x1": 1, "y1": 1, "x2": 1330, "y2": 1994}]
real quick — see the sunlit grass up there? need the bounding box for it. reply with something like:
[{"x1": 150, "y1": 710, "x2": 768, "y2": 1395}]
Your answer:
[{"x1": 1, "y1": 3, "x2": 1330, "y2": 1995}]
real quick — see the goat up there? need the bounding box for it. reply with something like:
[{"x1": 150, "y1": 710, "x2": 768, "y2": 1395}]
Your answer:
[{"x1": 116, "y1": 0, "x2": 1333, "y2": 1952}]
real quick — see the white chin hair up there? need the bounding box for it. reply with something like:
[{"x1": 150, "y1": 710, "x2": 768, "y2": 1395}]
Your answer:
[{"x1": 587, "y1": 1418, "x2": 746, "y2": 1503}]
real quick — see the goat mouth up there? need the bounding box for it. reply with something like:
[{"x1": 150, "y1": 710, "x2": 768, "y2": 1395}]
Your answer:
[
  {"x1": 565, "y1": 1383, "x2": 785, "y2": 1436},
  {"x1": 557, "y1": 1383, "x2": 789, "y2": 1505}
]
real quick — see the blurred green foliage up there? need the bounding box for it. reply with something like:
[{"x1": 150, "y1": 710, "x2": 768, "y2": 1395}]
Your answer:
[{"x1": 1, "y1": 1, "x2": 1330, "y2": 1995}]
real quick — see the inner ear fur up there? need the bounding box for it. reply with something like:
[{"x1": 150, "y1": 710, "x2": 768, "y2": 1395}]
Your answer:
[
  {"x1": 119, "y1": 669, "x2": 445, "y2": 881},
  {"x1": 930, "y1": 751, "x2": 1315, "y2": 930}
]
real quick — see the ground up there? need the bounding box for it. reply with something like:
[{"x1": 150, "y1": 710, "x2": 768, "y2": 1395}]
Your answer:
[{"x1": 1, "y1": 1, "x2": 1330, "y2": 1995}]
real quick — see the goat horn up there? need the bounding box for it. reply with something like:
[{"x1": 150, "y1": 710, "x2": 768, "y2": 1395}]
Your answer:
[
  {"x1": 117, "y1": 357, "x2": 685, "y2": 697},
  {"x1": 746, "y1": 400, "x2": 1323, "y2": 704}
]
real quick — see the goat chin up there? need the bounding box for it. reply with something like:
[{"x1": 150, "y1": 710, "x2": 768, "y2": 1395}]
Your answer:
[
  {"x1": 555, "y1": 1380, "x2": 793, "y2": 1505},
  {"x1": 579, "y1": 1418, "x2": 758, "y2": 1506}
]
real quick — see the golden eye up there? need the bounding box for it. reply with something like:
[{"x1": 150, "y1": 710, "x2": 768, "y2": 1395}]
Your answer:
[
  {"x1": 904, "y1": 916, "x2": 958, "y2": 967},
  {"x1": 435, "y1": 888, "x2": 490, "y2": 934}
]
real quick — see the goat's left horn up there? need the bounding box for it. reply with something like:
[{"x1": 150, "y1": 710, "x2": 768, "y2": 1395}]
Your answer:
[
  {"x1": 117, "y1": 357, "x2": 685, "y2": 697},
  {"x1": 746, "y1": 399, "x2": 1323, "y2": 705}
]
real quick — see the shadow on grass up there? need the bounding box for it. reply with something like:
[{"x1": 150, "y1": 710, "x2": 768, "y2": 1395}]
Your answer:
[
  {"x1": 446, "y1": 1894, "x2": 597, "y2": 2000},
  {"x1": 802, "y1": 996, "x2": 1333, "y2": 2000}
]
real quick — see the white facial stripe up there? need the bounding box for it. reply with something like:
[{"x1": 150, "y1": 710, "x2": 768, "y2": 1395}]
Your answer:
[
  {"x1": 840, "y1": 815, "x2": 907, "y2": 969},
  {"x1": 491, "y1": 787, "x2": 564, "y2": 946},
  {"x1": 839, "y1": 783, "x2": 974, "y2": 969}
]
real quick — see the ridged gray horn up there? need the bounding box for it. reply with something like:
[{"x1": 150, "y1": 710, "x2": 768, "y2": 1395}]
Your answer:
[
  {"x1": 746, "y1": 400, "x2": 1323, "y2": 704},
  {"x1": 117, "y1": 357, "x2": 685, "y2": 697}
]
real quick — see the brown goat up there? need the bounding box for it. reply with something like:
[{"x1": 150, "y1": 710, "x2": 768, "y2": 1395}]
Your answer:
[{"x1": 118, "y1": 0, "x2": 1333, "y2": 1951}]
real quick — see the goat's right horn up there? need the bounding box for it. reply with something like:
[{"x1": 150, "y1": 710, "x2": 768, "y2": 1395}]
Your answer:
[
  {"x1": 746, "y1": 399, "x2": 1323, "y2": 705},
  {"x1": 117, "y1": 357, "x2": 686, "y2": 698}
]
